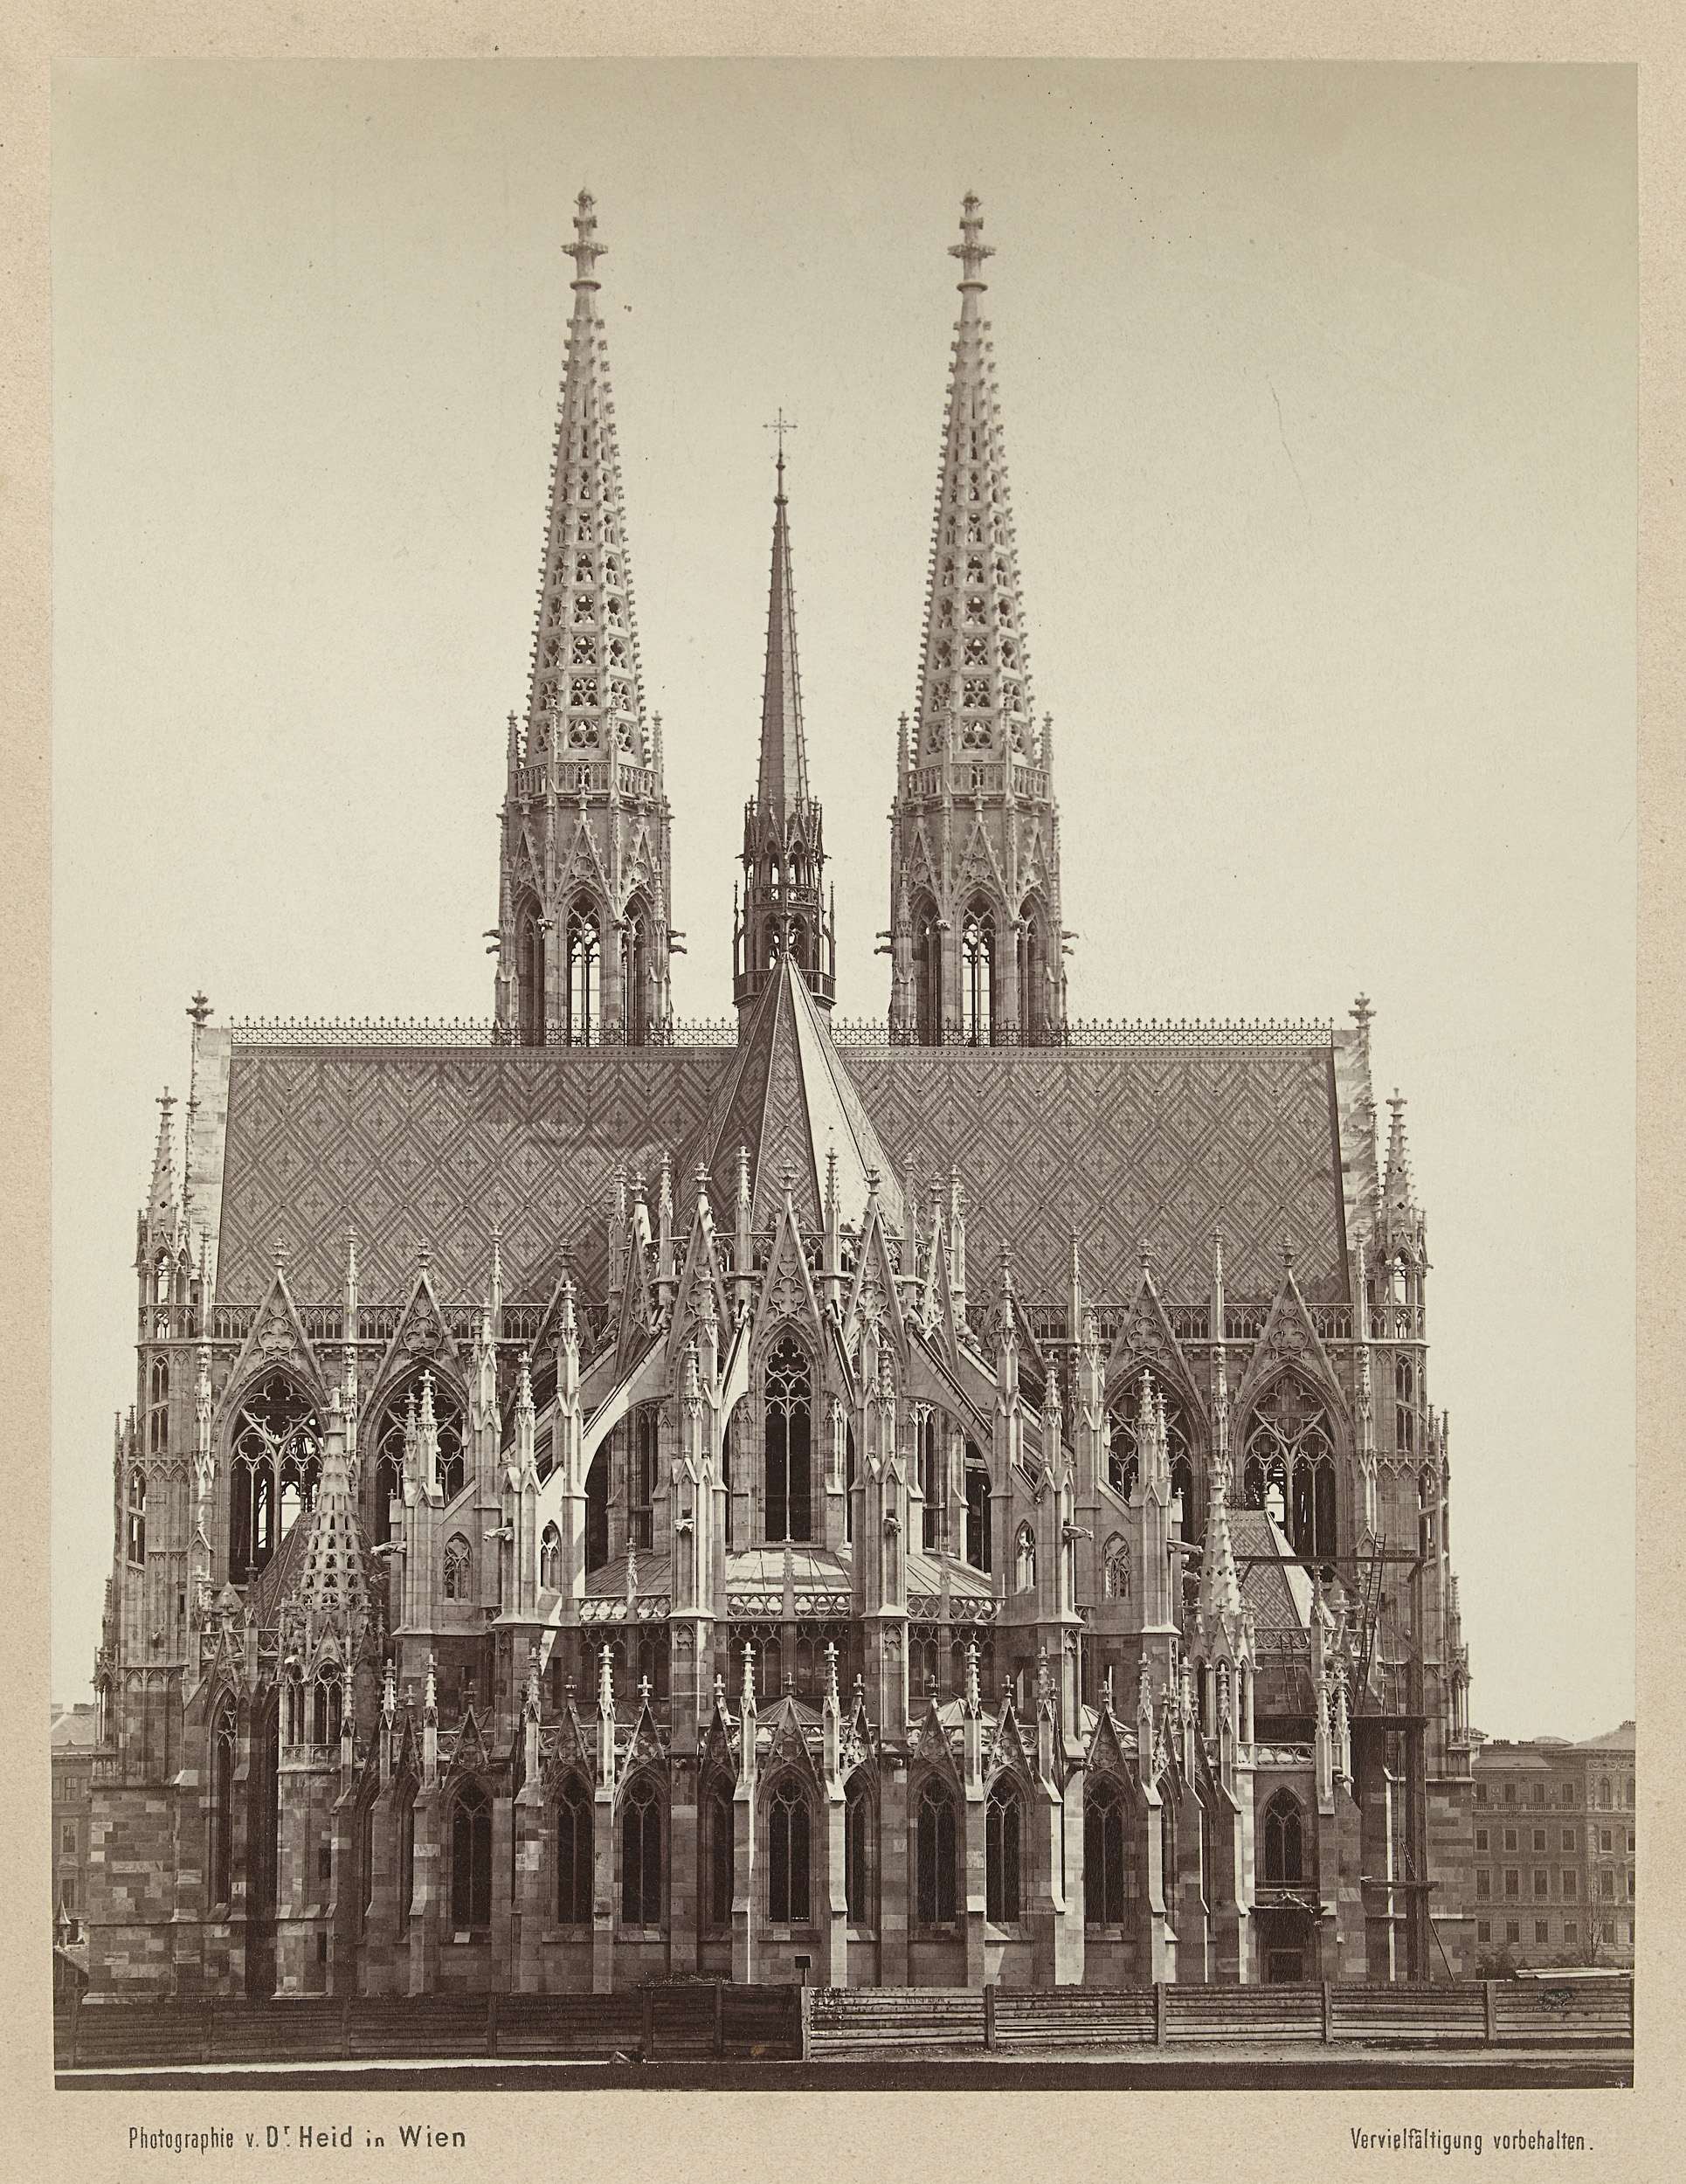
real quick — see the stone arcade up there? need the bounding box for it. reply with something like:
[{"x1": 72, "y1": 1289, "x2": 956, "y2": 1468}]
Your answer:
[{"x1": 84, "y1": 193, "x2": 1474, "y2": 2001}]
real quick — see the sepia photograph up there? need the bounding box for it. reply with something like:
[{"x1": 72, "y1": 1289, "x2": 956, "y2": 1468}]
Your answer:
[{"x1": 43, "y1": 55, "x2": 1636, "y2": 2103}]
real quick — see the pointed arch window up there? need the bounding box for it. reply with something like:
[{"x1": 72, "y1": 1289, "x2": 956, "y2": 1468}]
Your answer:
[
  {"x1": 1262, "y1": 1790, "x2": 1305, "y2": 1887},
  {"x1": 148, "y1": 1357, "x2": 169, "y2": 1455},
  {"x1": 845, "y1": 1775, "x2": 874, "y2": 1925},
  {"x1": 443, "y1": 1534, "x2": 472, "y2": 1602},
  {"x1": 1395, "y1": 1354, "x2": 1417, "y2": 1455},
  {"x1": 397, "y1": 1780, "x2": 417, "y2": 1935},
  {"x1": 584, "y1": 1447, "x2": 609, "y2": 1572},
  {"x1": 1084, "y1": 1778, "x2": 1131, "y2": 1925},
  {"x1": 564, "y1": 901, "x2": 601, "y2": 1046},
  {"x1": 916, "y1": 902, "x2": 942, "y2": 1046},
  {"x1": 917, "y1": 1408, "x2": 942, "y2": 1551},
  {"x1": 706, "y1": 1781, "x2": 736, "y2": 1931},
  {"x1": 370, "y1": 1379, "x2": 465, "y2": 1545},
  {"x1": 986, "y1": 1777, "x2": 1024, "y2": 1924},
  {"x1": 964, "y1": 1445, "x2": 992, "y2": 1572},
  {"x1": 1014, "y1": 1523, "x2": 1036, "y2": 1594},
  {"x1": 960, "y1": 904, "x2": 995, "y2": 1044},
  {"x1": 228, "y1": 1372, "x2": 321, "y2": 1584},
  {"x1": 515, "y1": 898, "x2": 545, "y2": 1049},
  {"x1": 621, "y1": 898, "x2": 653, "y2": 1047},
  {"x1": 619, "y1": 1776, "x2": 663, "y2": 1928},
  {"x1": 766, "y1": 1775, "x2": 812, "y2": 1925},
  {"x1": 358, "y1": 1789, "x2": 377, "y2": 1932},
  {"x1": 208, "y1": 1703, "x2": 237, "y2": 1911},
  {"x1": 763, "y1": 1337, "x2": 812, "y2": 1545},
  {"x1": 916, "y1": 1779, "x2": 957, "y2": 1926},
  {"x1": 311, "y1": 1672, "x2": 343, "y2": 1745},
  {"x1": 540, "y1": 1522, "x2": 563, "y2": 1593},
  {"x1": 628, "y1": 1404, "x2": 658, "y2": 1551},
  {"x1": 1018, "y1": 896, "x2": 1052, "y2": 1043},
  {"x1": 1242, "y1": 1377, "x2": 1337, "y2": 1560},
  {"x1": 555, "y1": 1776, "x2": 592, "y2": 1925},
  {"x1": 1102, "y1": 1535, "x2": 1130, "y2": 1600},
  {"x1": 1107, "y1": 1375, "x2": 1195, "y2": 1527},
  {"x1": 126, "y1": 1466, "x2": 148, "y2": 1565},
  {"x1": 449, "y1": 1779, "x2": 492, "y2": 1930}
]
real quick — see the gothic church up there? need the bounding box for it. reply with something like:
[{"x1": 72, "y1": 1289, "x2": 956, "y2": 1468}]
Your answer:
[{"x1": 84, "y1": 193, "x2": 1475, "y2": 2001}]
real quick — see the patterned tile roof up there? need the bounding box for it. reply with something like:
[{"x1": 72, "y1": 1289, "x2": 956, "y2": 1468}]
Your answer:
[{"x1": 213, "y1": 1029, "x2": 1350, "y2": 1312}]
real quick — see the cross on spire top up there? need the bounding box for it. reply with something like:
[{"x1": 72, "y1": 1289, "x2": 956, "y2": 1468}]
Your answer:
[
  {"x1": 566, "y1": 188, "x2": 607, "y2": 286},
  {"x1": 765, "y1": 407, "x2": 797, "y2": 490},
  {"x1": 950, "y1": 191, "x2": 994, "y2": 286}
]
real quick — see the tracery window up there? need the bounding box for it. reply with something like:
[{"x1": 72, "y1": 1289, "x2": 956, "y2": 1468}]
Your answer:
[
  {"x1": 564, "y1": 902, "x2": 601, "y2": 1045},
  {"x1": 960, "y1": 905, "x2": 994, "y2": 1044},
  {"x1": 964, "y1": 1447, "x2": 992, "y2": 1572},
  {"x1": 627, "y1": 1404, "x2": 658, "y2": 1551},
  {"x1": 555, "y1": 1776, "x2": 592, "y2": 1924},
  {"x1": 916, "y1": 1780, "x2": 957, "y2": 1926},
  {"x1": 208, "y1": 1703, "x2": 236, "y2": 1911},
  {"x1": 1102, "y1": 1534, "x2": 1130, "y2": 1600},
  {"x1": 311, "y1": 1673, "x2": 343, "y2": 1745},
  {"x1": 127, "y1": 1466, "x2": 147, "y2": 1565},
  {"x1": 370, "y1": 1379, "x2": 466, "y2": 1543},
  {"x1": 1018, "y1": 899, "x2": 1051, "y2": 1041},
  {"x1": 913, "y1": 897, "x2": 942, "y2": 1047},
  {"x1": 917, "y1": 1409, "x2": 942, "y2": 1551},
  {"x1": 845, "y1": 1775, "x2": 874, "y2": 1925},
  {"x1": 1106, "y1": 1374, "x2": 1195, "y2": 1524},
  {"x1": 515, "y1": 898, "x2": 545, "y2": 1049},
  {"x1": 449, "y1": 1779, "x2": 492, "y2": 1930},
  {"x1": 763, "y1": 1336, "x2": 813, "y2": 1545},
  {"x1": 619, "y1": 1776, "x2": 663, "y2": 1928},
  {"x1": 1395, "y1": 1354, "x2": 1417, "y2": 1455},
  {"x1": 622, "y1": 901, "x2": 653, "y2": 1047},
  {"x1": 1242, "y1": 1376, "x2": 1337, "y2": 1560},
  {"x1": 1262, "y1": 1791, "x2": 1304, "y2": 1887},
  {"x1": 443, "y1": 1535, "x2": 471, "y2": 1602},
  {"x1": 706, "y1": 1782, "x2": 735, "y2": 1930},
  {"x1": 766, "y1": 1776, "x2": 812, "y2": 1925},
  {"x1": 228, "y1": 1372, "x2": 321, "y2": 1584},
  {"x1": 986, "y1": 1778, "x2": 1024, "y2": 1925},
  {"x1": 1014, "y1": 1523, "x2": 1036, "y2": 1594},
  {"x1": 148, "y1": 1357, "x2": 169, "y2": 1455},
  {"x1": 540, "y1": 1522, "x2": 563, "y2": 1593},
  {"x1": 1084, "y1": 1779, "x2": 1130, "y2": 1925}
]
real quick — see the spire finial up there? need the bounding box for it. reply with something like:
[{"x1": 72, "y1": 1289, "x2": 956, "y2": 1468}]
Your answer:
[
  {"x1": 566, "y1": 188, "x2": 606, "y2": 287},
  {"x1": 950, "y1": 191, "x2": 994, "y2": 287},
  {"x1": 765, "y1": 407, "x2": 797, "y2": 493}
]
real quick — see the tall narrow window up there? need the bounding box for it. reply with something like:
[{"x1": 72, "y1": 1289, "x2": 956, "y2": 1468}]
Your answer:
[
  {"x1": 1102, "y1": 1535, "x2": 1130, "y2": 1600},
  {"x1": 1019, "y1": 899, "x2": 1050, "y2": 1042},
  {"x1": 764, "y1": 1337, "x2": 812, "y2": 1544},
  {"x1": 914, "y1": 897, "x2": 942, "y2": 1046},
  {"x1": 620, "y1": 1777, "x2": 662, "y2": 1927},
  {"x1": 629, "y1": 1406, "x2": 658, "y2": 1551},
  {"x1": 1109, "y1": 1376, "x2": 1195, "y2": 1534},
  {"x1": 960, "y1": 904, "x2": 994, "y2": 1044},
  {"x1": 1084, "y1": 1780, "x2": 1127, "y2": 1925},
  {"x1": 556, "y1": 1777, "x2": 592, "y2": 1924},
  {"x1": 964, "y1": 1448, "x2": 992, "y2": 1572},
  {"x1": 449, "y1": 1780, "x2": 492, "y2": 1930},
  {"x1": 516, "y1": 899, "x2": 545, "y2": 1048},
  {"x1": 916, "y1": 1780, "x2": 957, "y2": 1925},
  {"x1": 229, "y1": 1372, "x2": 321, "y2": 1583},
  {"x1": 397, "y1": 1783, "x2": 417, "y2": 1935},
  {"x1": 622, "y1": 901, "x2": 651, "y2": 1046},
  {"x1": 707, "y1": 1784, "x2": 735, "y2": 1930},
  {"x1": 918, "y1": 1410, "x2": 941, "y2": 1551},
  {"x1": 126, "y1": 1467, "x2": 148, "y2": 1565},
  {"x1": 565, "y1": 902, "x2": 600, "y2": 1045},
  {"x1": 359, "y1": 1793, "x2": 377, "y2": 1930},
  {"x1": 766, "y1": 1777, "x2": 812, "y2": 1925},
  {"x1": 540, "y1": 1522, "x2": 563, "y2": 1592},
  {"x1": 1014, "y1": 1523, "x2": 1036, "y2": 1594},
  {"x1": 844, "y1": 1422, "x2": 857, "y2": 1545},
  {"x1": 845, "y1": 1776, "x2": 873, "y2": 1925},
  {"x1": 986, "y1": 1779, "x2": 1023, "y2": 1924},
  {"x1": 1243, "y1": 1376, "x2": 1337, "y2": 1560},
  {"x1": 584, "y1": 1448, "x2": 609, "y2": 1572},
  {"x1": 1395, "y1": 1353, "x2": 1417, "y2": 1455},
  {"x1": 208, "y1": 1704, "x2": 236, "y2": 1911},
  {"x1": 443, "y1": 1535, "x2": 471, "y2": 1601},
  {"x1": 1262, "y1": 1791, "x2": 1304, "y2": 1886}
]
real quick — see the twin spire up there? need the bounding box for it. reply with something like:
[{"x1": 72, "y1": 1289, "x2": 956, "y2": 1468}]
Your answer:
[{"x1": 502, "y1": 190, "x2": 1061, "y2": 1037}]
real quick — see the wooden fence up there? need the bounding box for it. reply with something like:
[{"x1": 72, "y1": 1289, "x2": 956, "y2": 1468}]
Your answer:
[{"x1": 55, "y1": 1977, "x2": 1632, "y2": 2071}]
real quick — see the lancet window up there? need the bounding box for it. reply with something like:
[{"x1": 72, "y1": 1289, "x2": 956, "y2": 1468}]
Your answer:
[
  {"x1": 448, "y1": 1779, "x2": 492, "y2": 1930},
  {"x1": 540, "y1": 1522, "x2": 563, "y2": 1592},
  {"x1": 706, "y1": 1781, "x2": 735, "y2": 1931},
  {"x1": 515, "y1": 897, "x2": 545, "y2": 1049},
  {"x1": 1262, "y1": 1791, "x2": 1305, "y2": 1887},
  {"x1": 917, "y1": 1408, "x2": 942, "y2": 1551},
  {"x1": 621, "y1": 899, "x2": 653, "y2": 1046},
  {"x1": 627, "y1": 1404, "x2": 658, "y2": 1551},
  {"x1": 986, "y1": 1777, "x2": 1024, "y2": 1925},
  {"x1": 370, "y1": 1379, "x2": 466, "y2": 1544},
  {"x1": 913, "y1": 897, "x2": 941, "y2": 1046},
  {"x1": 228, "y1": 1372, "x2": 321, "y2": 1584},
  {"x1": 564, "y1": 901, "x2": 601, "y2": 1045},
  {"x1": 964, "y1": 1445, "x2": 992, "y2": 1572},
  {"x1": 1014, "y1": 1523, "x2": 1036, "y2": 1594},
  {"x1": 763, "y1": 1336, "x2": 813, "y2": 1545},
  {"x1": 1242, "y1": 1375, "x2": 1338, "y2": 1561},
  {"x1": 845, "y1": 1775, "x2": 874, "y2": 1925},
  {"x1": 555, "y1": 1776, "x2": 592, "y2": 1924},
  {"x1": 443, "y1": 1535, "x2": 471, "y2": 1601},
  {"x1": 916, "y1": 1779, "x2": 957, "y2": 1926},
  {"x1": 1102, "y1": 1534, "x2": 1130, "y2": 1600},
  {"x1": 208, "y1": 1703, "x2": 236, "y2": 1911},
  {"x1": 584, "y1": 1448, "x2": 609, "y2": 1572},
  {"x1": 126, "y1": 1467, "x2": 147, "y2": 1565},
  {"x1": 766, "y1": 1776, "x2": 812, "y2": 1925},
  {"x1": 619, "y1": 1776, "x2": 663, "y2": 1928},
  {"x1": 1084, "y1": 1778, "x2": 1132, "y2": 1925},
  {"x1": 960, "y1": 904, "x2": 995, "y2": 1044}
]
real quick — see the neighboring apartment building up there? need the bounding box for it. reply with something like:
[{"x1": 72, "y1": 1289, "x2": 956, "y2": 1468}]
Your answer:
[
  {"x1": 52, "y1": 1702, "x2": 99, "y2": 1936},
  {"x1": 1468, "y1": 1723, "x2": 1634, "y2": 1969}
]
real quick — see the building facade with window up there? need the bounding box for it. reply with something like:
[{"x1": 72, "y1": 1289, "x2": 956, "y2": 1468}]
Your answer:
[
  {"x1": 1466, "y1": 1724, "x2": 1635, "y2": 1971},
  {"x1": 79, "y1": 193, "x2": 1475, "y2": 2001}
]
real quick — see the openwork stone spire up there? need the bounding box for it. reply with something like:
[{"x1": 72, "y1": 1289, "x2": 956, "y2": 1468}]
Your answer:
[
  {"x1": 735, "y1": 435, "x2": 834, "y2": 1019},
  {"x1": 494, "y1": 190, "x2": 673, "y2": 1048},
  {"x1": 888, "y1": 194, "x2": 1067, "y2": 1045}
]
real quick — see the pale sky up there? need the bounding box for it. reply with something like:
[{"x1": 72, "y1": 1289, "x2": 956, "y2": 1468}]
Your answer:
[{"x1": 52, "y1": 59, "x2": 1634, "y2": 1738}]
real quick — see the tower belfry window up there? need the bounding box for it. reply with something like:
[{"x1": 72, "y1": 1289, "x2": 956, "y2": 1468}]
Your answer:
[
  {"x1": 764, "y1": 1337, "x2": 813, "y2": 1544},
  {"x1": 961, "y1": 907, "x2": 994, "y2": 1044},
  {"x1": 228, "y1": 1372, "x2": 321, "y2": 1584},
  {"x1": 565, "y1": 903, "x2": 601, "y2": 1044},
  {"x1": 1243, "y1": 1376, "x2": 1337, "y2": 1561}
]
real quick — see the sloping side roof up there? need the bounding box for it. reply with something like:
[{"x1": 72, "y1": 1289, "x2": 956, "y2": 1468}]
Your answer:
[
  {"x1": 216, "y1": 1046, "x2": 731, "y2": 1303},
  {"x1": 1230, "y1": 1508, "x2": 1315, "y2": 1635},
  {"x1": 848, "y1": 1041, "x2": 1346, "y2": 1305}
]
